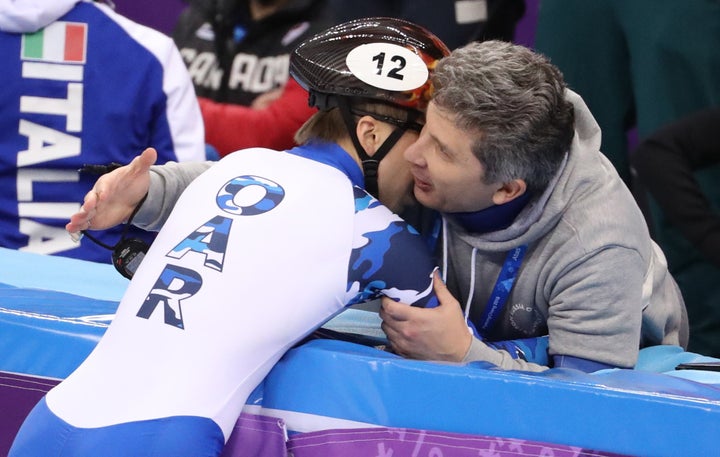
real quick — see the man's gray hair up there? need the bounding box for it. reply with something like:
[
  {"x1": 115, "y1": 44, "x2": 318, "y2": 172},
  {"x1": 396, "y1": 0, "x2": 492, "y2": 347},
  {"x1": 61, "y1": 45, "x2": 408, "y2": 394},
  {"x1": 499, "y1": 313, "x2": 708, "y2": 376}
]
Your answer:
[{"x1": 432, "y1": 40, "x2": 575, "y2": 193}]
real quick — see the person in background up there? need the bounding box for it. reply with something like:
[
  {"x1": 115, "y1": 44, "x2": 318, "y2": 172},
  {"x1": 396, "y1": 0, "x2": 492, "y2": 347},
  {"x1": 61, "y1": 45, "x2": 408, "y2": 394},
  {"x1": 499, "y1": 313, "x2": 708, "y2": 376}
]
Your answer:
[
  {"x1": 632, "y1": 108, "x2": 720, "y2": 357},
  {"x1": 0, "y1": 0, "x2": 205, "y2": 264},
  {"x1": 11, "y1": 17, "x2": 449, "y2": 456},
  {"x1": 379, "y1": 40, "x2": 688, "y2": 373},
  {"x1": 173, "y1": 0, "x2": 333, "y2": 157},
  {"x1": 534, "y1": 0, "x2": 720, "y2": 187},
  {"x1": 330, "y1": 0, "x2": 526, "y2": 50}
]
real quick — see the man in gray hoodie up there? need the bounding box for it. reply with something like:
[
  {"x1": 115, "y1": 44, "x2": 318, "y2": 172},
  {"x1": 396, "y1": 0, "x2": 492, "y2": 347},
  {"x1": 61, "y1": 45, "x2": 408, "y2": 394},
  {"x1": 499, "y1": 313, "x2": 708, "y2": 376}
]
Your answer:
[{"x1": 380, "y1": 40, "x2": 688, "y2": 372}]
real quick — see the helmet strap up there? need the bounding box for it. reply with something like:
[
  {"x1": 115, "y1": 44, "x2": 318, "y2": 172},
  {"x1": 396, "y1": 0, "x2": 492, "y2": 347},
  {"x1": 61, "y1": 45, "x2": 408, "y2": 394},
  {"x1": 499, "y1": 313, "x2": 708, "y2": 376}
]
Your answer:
[
  {"x1": 337, "y1": 97, "x2": 410, "y2": 199},
  {"x1": 363, "y1": 127, "x2": 406, "y2": 198}
]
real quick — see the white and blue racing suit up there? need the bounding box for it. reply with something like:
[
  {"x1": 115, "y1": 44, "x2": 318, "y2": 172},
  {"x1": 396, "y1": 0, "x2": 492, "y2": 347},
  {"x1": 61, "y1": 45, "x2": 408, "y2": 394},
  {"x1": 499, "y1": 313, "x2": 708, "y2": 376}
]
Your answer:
[{"x1": 10, "y1": 142, "x2": 438, "y2": 456}]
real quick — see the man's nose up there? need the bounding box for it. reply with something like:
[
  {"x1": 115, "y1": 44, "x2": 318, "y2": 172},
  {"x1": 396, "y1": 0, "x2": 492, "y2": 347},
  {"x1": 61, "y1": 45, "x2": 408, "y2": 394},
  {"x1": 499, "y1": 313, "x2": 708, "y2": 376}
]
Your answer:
[{"x1": 403, "y1": 138, "x2": 422, "y2": 164}]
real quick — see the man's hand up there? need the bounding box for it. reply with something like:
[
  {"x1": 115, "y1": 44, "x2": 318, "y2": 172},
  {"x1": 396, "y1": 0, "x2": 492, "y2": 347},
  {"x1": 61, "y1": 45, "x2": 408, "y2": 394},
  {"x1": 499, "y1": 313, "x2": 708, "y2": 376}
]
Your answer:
[
  {"x1": 66, "y1": 147, "x2": 157, "y2": 240},
  {"x1": 380, "y1": 272, "x2": 473, "y2": 362}
]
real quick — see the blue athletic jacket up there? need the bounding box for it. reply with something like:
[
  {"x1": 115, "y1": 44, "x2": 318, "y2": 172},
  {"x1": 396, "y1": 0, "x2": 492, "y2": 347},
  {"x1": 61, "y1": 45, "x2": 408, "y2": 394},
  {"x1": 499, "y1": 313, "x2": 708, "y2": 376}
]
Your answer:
[{"x1": 0, "y1": 0, "x2": 205, "y2": 262}]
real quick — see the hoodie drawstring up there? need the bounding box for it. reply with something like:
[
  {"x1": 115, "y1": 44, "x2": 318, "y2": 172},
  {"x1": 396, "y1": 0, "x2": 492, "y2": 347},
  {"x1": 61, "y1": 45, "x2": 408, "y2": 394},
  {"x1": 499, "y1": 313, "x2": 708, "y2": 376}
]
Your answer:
[{"x1": 441, "y1": 217, "x2": 476, "y2": 331}]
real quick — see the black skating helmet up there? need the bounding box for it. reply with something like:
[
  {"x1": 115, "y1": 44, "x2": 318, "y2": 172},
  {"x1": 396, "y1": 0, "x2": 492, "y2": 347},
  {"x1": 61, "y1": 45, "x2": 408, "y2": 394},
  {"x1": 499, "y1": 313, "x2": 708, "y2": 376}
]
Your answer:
[
  {"x1": 290, "y1": 17, "x2": 450, "y2": 198},
  {"x1": 290, "y1": 16, "x2": 450, "y2": 115}
]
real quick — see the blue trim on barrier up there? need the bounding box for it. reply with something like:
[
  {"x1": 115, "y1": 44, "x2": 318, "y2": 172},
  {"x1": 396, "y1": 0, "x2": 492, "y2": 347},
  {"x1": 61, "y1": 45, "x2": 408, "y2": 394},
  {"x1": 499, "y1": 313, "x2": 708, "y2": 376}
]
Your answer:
[
  {"x1": 256, "y1": 339, "x2": 720, "y2": 457},
  {"x1": 0, "y1": 284, "x2": 116, "y2": 379},
  {"x1": 0, "y1": 247, "x2": 127, "y2": 301}
]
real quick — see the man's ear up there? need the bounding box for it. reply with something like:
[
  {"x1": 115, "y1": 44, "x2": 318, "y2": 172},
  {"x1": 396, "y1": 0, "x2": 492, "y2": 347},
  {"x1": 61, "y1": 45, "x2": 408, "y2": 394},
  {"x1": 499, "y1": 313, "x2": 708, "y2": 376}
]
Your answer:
[
  {"x1": 355, "y1": 115, "x2": 388, "y2": 158},
  {"x1": 492, "y1": 179, "x2": 527, "y2": 205}
]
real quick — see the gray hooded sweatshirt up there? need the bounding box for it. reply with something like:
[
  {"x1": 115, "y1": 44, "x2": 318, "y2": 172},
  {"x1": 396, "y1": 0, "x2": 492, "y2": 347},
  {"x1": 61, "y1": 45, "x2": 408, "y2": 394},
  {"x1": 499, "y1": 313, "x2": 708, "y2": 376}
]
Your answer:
[{"x1": 448, "y1": 90, "x2": 688, "y2": 371}]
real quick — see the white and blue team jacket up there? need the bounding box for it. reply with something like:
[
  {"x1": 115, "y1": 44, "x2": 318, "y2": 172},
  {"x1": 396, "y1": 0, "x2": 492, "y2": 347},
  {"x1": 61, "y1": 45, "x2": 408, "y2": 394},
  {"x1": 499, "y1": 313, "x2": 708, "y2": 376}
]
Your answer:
[
  {"x1": 10, "y1": 143, "x2": 439, "y2": 456},
  {"x1": 0, "y1": 0, "x2": 205, "y2": 263}
]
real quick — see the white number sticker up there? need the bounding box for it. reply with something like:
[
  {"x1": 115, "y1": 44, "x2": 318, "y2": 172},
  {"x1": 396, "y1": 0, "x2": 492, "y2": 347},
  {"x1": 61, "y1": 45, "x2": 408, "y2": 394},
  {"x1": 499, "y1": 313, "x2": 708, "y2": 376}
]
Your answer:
[{"x1": 346, "y1": 43, "x2": 429, "y2": 91}]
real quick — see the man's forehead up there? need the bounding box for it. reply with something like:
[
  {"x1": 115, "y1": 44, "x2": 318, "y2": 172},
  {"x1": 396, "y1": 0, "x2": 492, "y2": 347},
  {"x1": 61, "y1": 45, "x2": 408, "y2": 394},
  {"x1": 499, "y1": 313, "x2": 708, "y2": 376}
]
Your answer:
[
  {"x1": 426, "y1": 103, "x2": 463, "y2": 142},
  {"x1": 427, "y1": 103, "x2": 484, "y2": 165}
]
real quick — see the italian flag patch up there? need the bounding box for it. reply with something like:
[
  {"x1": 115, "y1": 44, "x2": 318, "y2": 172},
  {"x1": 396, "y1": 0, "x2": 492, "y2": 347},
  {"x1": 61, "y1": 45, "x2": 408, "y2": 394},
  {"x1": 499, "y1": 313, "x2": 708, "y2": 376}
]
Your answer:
[{"x1": 22, "y1": 21, "x2": 87, "y2": 63}]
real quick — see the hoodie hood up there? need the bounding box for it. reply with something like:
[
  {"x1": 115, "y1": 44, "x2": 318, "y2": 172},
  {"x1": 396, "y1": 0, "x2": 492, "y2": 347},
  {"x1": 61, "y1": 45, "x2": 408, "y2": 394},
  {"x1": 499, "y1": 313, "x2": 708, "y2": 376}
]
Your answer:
[
  {"x1": 450, "y1": 89, "x2": 611, "y2": 251},
  {"x1": 0, "y1": 0, "x2": 81, "y2": 33}
]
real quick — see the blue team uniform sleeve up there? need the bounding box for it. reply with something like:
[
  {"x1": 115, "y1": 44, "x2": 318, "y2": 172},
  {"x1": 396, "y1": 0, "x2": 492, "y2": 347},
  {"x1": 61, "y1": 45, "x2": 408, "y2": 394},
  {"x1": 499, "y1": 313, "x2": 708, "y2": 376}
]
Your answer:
[{"x1": 346, "y1": 188, "x2": 439, "y2": 308}]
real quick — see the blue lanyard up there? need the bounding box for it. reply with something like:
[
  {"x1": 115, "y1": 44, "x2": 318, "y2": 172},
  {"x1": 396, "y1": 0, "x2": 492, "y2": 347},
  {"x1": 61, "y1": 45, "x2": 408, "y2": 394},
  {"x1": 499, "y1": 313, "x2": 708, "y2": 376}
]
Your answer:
[{"x1": 476, "y1": 244, "x2": 527, "y2": 335}]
